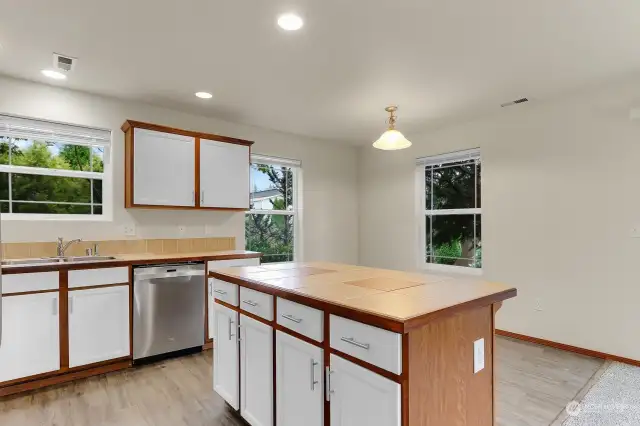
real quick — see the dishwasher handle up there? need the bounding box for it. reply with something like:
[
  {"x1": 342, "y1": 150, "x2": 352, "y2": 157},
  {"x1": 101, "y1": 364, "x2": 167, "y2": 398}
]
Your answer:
[{"x1": 134, "y1": 270, "x2": 205, "y2": 280}]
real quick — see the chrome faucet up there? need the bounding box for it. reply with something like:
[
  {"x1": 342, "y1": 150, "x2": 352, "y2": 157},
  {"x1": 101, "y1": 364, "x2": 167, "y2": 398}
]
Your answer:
[{"x1": 56, "y1": 237, "x2": 82, "y2": 257}]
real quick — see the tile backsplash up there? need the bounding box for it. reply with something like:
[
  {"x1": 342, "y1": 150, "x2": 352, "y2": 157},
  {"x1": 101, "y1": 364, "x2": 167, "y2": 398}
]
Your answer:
[{"x1": 0, "y1": 237, "x2": 236, "y2": 259}]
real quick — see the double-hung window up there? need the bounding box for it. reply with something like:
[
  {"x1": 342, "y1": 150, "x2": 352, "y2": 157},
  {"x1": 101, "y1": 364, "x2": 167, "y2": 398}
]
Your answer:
[
  {"x1": 245, "y1": 155, "x2": 301, "y2": 263},
  {"x1": 0, "y1": 115, "x2": 112, "y2": 219},
  {"x1": 417, "y1": 148, "x2": 481, "y2": 272}
]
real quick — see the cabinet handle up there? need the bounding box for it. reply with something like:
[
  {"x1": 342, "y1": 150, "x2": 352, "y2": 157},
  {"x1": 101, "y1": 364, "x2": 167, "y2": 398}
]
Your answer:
[
  {"x1": 214, "y1": 289, "x2": 227, "y2": 295},
  {"x1": 242, "y1": 300, "x2": 258, "y2": 307},
  {"x1": 69, "y1": 296, "x2": 74, "y2": 315},
  {"x1": 325, "y1": 367, "x2": 334, "y2": 401},
  {"x1": 228, "y1": 318, "x2": 235, "y2": 341},
  {"x1": 281, "y1": 313, "x2": 302, "y2": 324},
  {"x1": 310, "y1": 359, "x2": 319, "y2": 391},
  {"x1": 340, "y1": 336, "x2": 370, "y2": 350},
  {"x1": 209, "y1": 282, "x2": 213, "y2": 297},
  {"x1": 52, "y1": 297, "x2": 58, "y2": 316}
]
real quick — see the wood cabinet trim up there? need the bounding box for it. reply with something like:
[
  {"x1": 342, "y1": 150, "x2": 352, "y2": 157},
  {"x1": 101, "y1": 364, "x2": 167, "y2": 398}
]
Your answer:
[
  {"x1": 121, "y1": 120, "x2": 254, "y2": 146},
  {"x1": 2, "y1": 288, "x2": 59, "y2": 297},
  {"x1": 329, "y1": 348, "x2": 403, "y2": 384},
  {"x1": 60, "y1": 270, "x2": 70, "y2": 370},
  {"x1": 273, "y1": 323, "x2": 323, "y2": 349},
  {"x1": 68, "y1": 282, "x2": 130, "y2": 292}
]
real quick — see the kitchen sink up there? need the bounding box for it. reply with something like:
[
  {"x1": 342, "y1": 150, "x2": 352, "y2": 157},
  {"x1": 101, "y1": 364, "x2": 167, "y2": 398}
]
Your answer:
[{"x1": 1, "y1": 256, "x2": 117, "y2": 266}]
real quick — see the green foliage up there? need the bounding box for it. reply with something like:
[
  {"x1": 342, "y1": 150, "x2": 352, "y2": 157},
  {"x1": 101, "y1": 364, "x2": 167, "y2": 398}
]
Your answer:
[
  {"x1": 0, "y1": 138, "x2": 103, "y2": 214},
  {"x1": 434, "y1": 239, "x2": 462, "y2": 265}
]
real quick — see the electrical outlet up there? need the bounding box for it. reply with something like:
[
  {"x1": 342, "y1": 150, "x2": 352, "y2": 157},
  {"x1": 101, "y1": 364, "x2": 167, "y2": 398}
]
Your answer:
[
  {"x1": 123, "y1": 224, "x2": 136, "y2": 236},
  {"x1": 474, "y1": 338, "x2": 485, "y2": 374},
  {"x1": 534, "y1": 298, "x2": 544, "y2": 312}
]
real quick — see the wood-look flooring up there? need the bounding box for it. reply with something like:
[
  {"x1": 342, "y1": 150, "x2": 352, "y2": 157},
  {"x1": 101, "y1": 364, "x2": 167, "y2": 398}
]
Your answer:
[{"x1": 0, "y1": 336, "x2": 604, "y2": 426}]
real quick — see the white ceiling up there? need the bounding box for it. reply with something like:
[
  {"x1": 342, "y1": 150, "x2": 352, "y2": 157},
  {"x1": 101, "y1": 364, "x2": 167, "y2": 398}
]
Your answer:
[{"x1": 1, "y1": 0, "x2": 640, "y2": 145}]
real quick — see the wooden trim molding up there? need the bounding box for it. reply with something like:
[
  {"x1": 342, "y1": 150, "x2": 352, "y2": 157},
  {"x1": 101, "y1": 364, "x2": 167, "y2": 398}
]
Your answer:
[
  {"x1": 121, "y1": 120, "x2": 254, "y2": 147},
  {"x1": 496, "y1": 329, "x2": 640, "y2": 367},
  {"x1": 68, "y1": 282, "x2": 130, "y2": 292},
  {"x1": 329, "y1": 348, "x2": 403, "y2": 384},
  {"x1": 2, "y1": 289, "x2": 58, "y2": 297},
  {"x1": 59, "y1": 270, "x2": 70, "y2": 370}
]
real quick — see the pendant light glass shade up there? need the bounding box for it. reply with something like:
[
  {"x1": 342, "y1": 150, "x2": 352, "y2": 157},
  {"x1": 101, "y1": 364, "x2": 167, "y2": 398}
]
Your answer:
[{"x1": 373, "y1": 106, "x2": 412, "y2": 150}]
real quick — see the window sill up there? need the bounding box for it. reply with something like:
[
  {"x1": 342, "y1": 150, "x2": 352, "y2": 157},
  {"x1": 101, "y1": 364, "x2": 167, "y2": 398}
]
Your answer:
[
  {"x1": 0, "y1": 213, "x2": 112, "y2": 222},
  {"x1": 422, "y1": 263, "x2": 483, "y2": 276}
]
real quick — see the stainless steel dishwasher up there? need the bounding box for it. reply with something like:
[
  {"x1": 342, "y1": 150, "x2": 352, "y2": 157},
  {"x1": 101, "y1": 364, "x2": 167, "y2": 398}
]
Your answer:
[{"x1": 133, "y1": 262, "x2": 205, "y2": 360}]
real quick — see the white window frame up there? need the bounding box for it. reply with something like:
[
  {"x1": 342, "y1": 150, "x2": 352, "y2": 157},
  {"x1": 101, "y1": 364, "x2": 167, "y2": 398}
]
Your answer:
[
  {"x1": 246, "y1": 154, "x2": 302, "y2": 263},
  {"x1": 0, "y1": 114, "x2": 113, "y2": 221},
  {"x1": 416, "y1": 148, "x2": 482, "y2": 275}
]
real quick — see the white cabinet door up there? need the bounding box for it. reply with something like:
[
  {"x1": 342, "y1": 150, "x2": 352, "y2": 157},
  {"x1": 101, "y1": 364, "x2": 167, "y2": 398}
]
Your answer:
[
  {"x1": 68, "y1": 286, "x2": 130, "y2": 368},
  {"x1": 133, "y1": 128, "x2": 195, "y2": 206},
  {"x1": 276, "y1": 331, "x2": 323, "y2": 426},
  {"x1": 213, "y1": 303, "x2": 240, "y2": 410},
  {"x1": 199, "y1": 139, "x2": 249, "y2": 209},
  {"x1": 0, "y1": 293, "x2": 60, "y2": 383},
  {"x1": 240, "y1": 314, "x2": 273, "y2": 426},
  {"x1": 329, "y1": 354, "x2": 401, "y2": 426}
]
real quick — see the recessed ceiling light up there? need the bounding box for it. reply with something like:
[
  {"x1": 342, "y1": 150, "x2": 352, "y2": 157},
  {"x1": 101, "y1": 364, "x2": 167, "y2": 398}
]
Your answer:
[
  {"x1": 41, "y1": 69, "x2": 67, "y2": 80},
  {"x1": 278, "y1": 13, "x2": 304, "y2": 31},
  {"x1": 195, "y1": 92, "x2": 213, "y2": 99}
]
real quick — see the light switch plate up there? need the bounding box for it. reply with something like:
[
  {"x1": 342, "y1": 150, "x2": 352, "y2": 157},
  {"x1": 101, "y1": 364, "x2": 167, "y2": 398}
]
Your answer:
[{"x1": 474, "y1": 338, "x2": 485, "y2": 374}]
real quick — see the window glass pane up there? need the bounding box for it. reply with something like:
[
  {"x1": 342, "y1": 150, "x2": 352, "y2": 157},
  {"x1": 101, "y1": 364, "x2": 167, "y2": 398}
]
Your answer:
[
  {"x1": 427, "y1": 214, "x2": 475, "y2": 266},
  {"x1": 432, "y1": 161, "x2": 475, "y2": 210},
  {"x1": 0, "y1": 172, "x2": 8, "y2": 200},
  {"x1": 425, "y1": 167, "x2": 432, "y2": 209},
  {"x1": 11, "y1": 173, "x2": 91, "y2": 203},
  {"x1": 250, "y1": 163, "x2": 292, "y2": 211},
  {"x1": 245, "y1": 213, "x2": 294, "y2": 263},
  {"x1": 93, "y1": 205, "x2": 103, "y2": 215},
  {"x1": 92, "y1": 146, "x2": 105, "y2": 173},
  {"x1": 471, "y1": 214, "x2": 482, "y2": 268},
  {"x1": 9, "y1": 139, "x2": 93, "y2": 171},
  {"x1": 0, "y1": 202, "x2": 8, "y2": 213},
  {"x1": 92, "y1": 179, "x2": 103, "y2": 204},
  {"x1": 476, "y1": 162, "x2": 481, "y2": 208},
  {"x1": 425, "y1": 216, "x2": 433, "y2": 263},
  {"x1": 12, "y1": 203, "x2": 91, "y2": 215},
  {"x1": 0, "y1": 137, "x2": 10, "y2": 165}
]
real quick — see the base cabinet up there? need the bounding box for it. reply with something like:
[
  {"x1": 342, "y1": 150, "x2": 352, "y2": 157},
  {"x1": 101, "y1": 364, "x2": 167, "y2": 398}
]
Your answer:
[
  {"x1": 329, "y1": 354, "x2": 401, "y2": 426},
  {"x1": 276, "y1": 331, "x2": 323, "y2": 426},
  {"x1": 68, "y1": 286, "x2": 130, "y2": 368},
  {"x1": 0, "y1": 293, "x2": 60, "y2": 383},
  {"x1": 213, "y1": 304, "x2": 240, "y2": 409},
  {"x1": 240, "y1": 314, "x2": 273, "y2": 426}
]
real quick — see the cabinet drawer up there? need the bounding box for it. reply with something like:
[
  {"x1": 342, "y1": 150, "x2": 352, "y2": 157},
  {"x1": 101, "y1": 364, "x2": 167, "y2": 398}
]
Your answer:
[
  {"x1": 240, "y1": 287, "x2": 273, "y2": 321},
  {"x1": 68, "y1": 267, "x2": 129, "y2": 289},
  {"x1": 208, "y1": 258, "x2": 260, "y2": 270},
  {"x1": 2, "y1": 272, "x2": 59, "y2": 294},
  {"x1": 213, "y1": 279, "x2": 238, "y2": 306},
  {"x1": 330, "y1": 315, "x2": 402, "y2": 375},
  {"x1": 277, "y1": 298, "x2": 323, "y2": 342}
]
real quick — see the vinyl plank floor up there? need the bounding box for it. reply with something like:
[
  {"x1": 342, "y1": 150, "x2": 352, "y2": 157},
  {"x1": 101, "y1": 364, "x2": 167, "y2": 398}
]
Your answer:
[{"x1": 0, "y1": 337, "x2": 604, "y2": 426}]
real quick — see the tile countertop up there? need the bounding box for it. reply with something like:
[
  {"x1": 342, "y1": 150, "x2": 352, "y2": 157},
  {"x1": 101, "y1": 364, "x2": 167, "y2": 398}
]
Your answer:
[
  {"x1": 210, "y1": 262, "x2": 517, "y2": 327},
  {"x1": 1, "y1": 250, "x2": 261, "y2": 273}
]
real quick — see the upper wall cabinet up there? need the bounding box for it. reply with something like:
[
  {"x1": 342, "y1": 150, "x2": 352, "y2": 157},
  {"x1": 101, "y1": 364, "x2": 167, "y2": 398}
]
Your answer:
[{"x1": 122, "y1": 120, "x2": 253, "y2": 211}]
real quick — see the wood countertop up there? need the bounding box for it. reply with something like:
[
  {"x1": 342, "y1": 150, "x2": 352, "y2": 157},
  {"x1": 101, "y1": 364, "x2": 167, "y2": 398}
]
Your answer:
[
  {"x1": 210, "y1": 261, "x2": 517, "y2": 332},
  {"x1": 2, "y1": 250, "x2": 261, "y2": 274}
]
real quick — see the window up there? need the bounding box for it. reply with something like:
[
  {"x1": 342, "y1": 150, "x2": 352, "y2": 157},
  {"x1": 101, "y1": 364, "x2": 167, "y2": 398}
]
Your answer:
[
  {"x1": 0, "y1": 115, "x2": 111, "y2": 219},
  {"x1": 245, "y1": 155, "x2": 301, "y2": 263},
  {"x1": 417, "y1": 148, "x2": 481, "y2": 272}
]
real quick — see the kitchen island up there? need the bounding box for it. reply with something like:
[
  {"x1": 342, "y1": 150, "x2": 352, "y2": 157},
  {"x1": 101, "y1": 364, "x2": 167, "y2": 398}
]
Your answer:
[{"x1": 209, "y1": 262, "x2": 517, "y2": 426}]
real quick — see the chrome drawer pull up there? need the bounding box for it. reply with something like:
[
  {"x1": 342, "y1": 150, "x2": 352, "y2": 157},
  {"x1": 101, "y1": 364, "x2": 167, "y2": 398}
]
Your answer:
[
  {"x1": 341, "y1": 336, "x2": 370, "y2": 350},
  {"x1": 214, "y1": 289, "x2": 227, "y2": 295},
  {"x1": 281, "y1": 314, "x2": 302, "y2": 323},
  {"x1": 310, "y1": 359, "x2": 319, "y2": 390},
  {"x1": 229, "y1": 319, "x2": 235, "y2": 341},
  {"x1": 242, "y1": 300, "x2": 258, "y2": 307},
  {"x1": 325, "y1": 367, "x2": 334, "y2": 401}
]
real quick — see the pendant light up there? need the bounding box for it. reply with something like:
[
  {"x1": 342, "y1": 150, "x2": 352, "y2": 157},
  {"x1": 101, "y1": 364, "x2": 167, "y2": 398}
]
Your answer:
[{"x1": 373, "y1": 105, "x2": 412, "y2": 150}]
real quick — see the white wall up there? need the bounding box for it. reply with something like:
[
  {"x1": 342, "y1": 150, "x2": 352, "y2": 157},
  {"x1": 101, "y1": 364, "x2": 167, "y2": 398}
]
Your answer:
[
  {"x1": 359, "y1": 77, "x2": 640, "y2": 360},
  {"x1": 0, "y1": 76, "x2": 359, "y2": 264}
]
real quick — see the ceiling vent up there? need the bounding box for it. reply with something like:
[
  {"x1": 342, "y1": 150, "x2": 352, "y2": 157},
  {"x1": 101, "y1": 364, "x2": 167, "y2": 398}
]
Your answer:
[
  {"x1": 500, "y1": 97, "x2": 529, "y2": 108},
  {"x1": 53, "y1": 53, "x2": 77, "y2": 72}
]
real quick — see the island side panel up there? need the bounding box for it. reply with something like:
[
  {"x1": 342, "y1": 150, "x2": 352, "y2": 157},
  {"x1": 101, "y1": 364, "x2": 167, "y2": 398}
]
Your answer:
[{"x1": 408, "y1": 305, "x2": 494, "y2": 426}]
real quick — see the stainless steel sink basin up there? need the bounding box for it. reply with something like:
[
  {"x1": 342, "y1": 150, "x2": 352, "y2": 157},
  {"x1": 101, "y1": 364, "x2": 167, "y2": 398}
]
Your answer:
[{"x1": 1, "y1": 256, "x2": 117, "y2": 266}]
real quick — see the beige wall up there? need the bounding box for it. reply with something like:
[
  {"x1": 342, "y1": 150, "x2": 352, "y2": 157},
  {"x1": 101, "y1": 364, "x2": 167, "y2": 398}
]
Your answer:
[
  {"x1": 0, "y1": 76, "x2": 359, "y2": 264},
  {"x1": 358, "y1": 77, "x2": 640, "y2": 360}
]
